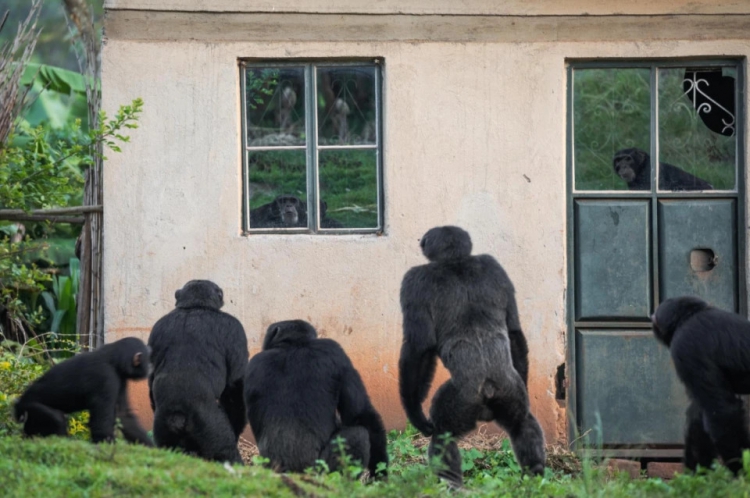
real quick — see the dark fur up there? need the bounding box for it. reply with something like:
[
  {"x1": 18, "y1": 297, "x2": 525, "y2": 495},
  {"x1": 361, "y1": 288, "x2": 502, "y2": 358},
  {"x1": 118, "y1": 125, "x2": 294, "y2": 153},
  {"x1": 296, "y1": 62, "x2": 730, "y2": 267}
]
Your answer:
[
  {"x1": 249, "y1": 196, "x2": 343, "y2": 230},
  {"x1": 14, "y1": 337, "x2": 153, "y2": 446},
  {"x1": 652, "y1": 296, "x2": 750, "y2": 474},
  {"x1": 399, "y1": 226, "x2": 545, "y2": 485},
  {"x1": 148, "y1": 280, "x2": 248, "y2": 463},
  {"x1": 613, "y1": 148, "x2": 713, "y2": 191},
  {"x1": 244, "y1": 320, "x2": 388, "y2": 477},
  {"x1": 249, "y1": 195, "x2": 305, "y2": 229}
]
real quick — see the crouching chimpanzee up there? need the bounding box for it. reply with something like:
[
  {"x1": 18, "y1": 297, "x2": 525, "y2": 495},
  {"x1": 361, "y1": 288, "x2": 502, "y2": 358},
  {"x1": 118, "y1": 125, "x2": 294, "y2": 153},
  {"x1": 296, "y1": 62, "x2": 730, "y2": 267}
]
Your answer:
[
  {"x1": 249, "y1": 195, "x2": 305, "y2": 229},
  {"x1": 148, "y1": 280, "x2": 248, "y2": 463},
  {"x1": 613, "y1": 148, "x2": 713, "y2": 191},
  {"x1": 652, "y1": 296, "x2": 750, "y2": 474},
  {"x1": 244, "y1": 320, "x2": 388, "y2": 477},
  {"x1": 14, "y1": 337, "x2": 153, "y2": 446},
  {"x1": 399, "y1": 226, "x2": 545, "y2": 486}
]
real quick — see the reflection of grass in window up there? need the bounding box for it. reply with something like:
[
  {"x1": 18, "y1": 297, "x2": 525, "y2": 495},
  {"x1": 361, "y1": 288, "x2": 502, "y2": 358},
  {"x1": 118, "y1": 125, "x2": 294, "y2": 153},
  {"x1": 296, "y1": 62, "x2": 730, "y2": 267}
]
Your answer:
[
  {"x1": 320, "y1": 150, "x2": 378, "y2": 228},
  {"x1": 248, "y1": 151, "x2": 307, "y2": 208},
  {"x1": 574, "y1": 69, "x2": 650, "y2": 191},
  {"x1": 247, "y1": 149, "x2": 378, "y2": 228},
  {"x1": 574, "y1": 67, "x2": 738, "y2": 191},
  {"x1": 659, "y1": 70, "x2": 735, "y2": 190}
]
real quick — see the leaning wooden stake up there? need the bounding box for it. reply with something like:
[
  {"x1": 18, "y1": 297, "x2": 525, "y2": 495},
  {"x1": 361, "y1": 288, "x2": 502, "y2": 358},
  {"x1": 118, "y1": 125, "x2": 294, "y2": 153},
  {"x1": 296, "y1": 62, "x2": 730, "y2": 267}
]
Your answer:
[{"x1": 64, "y1": 0, "x2": 103, "y2": 350}]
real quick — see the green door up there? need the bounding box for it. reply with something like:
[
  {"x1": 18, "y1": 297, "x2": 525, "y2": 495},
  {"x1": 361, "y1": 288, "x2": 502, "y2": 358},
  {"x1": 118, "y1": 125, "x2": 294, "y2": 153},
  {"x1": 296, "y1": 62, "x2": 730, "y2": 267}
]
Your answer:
[{"x1": 567, "y1": 61, "x2": 745, "y2": 455}]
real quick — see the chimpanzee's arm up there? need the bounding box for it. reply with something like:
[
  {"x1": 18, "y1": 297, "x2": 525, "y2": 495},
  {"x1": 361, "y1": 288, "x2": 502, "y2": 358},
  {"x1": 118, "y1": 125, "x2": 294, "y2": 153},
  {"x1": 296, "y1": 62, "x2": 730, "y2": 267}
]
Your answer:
[
  {"x1": 116, "y1": 384, "x2": 154, "y2": 446},
  {"x1": 399, "y1": 306, "x2": 437, "y2": 436},
  {"x1": 337, "y1": 351, "x2": 388, "y2": 477}
]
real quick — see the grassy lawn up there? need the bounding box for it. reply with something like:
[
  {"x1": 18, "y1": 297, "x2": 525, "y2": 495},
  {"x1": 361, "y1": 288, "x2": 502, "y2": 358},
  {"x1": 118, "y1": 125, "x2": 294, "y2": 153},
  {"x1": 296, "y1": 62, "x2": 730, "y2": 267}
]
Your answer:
[{"x1": 2, "y1": 430, "x2": 750, "y2": 497}]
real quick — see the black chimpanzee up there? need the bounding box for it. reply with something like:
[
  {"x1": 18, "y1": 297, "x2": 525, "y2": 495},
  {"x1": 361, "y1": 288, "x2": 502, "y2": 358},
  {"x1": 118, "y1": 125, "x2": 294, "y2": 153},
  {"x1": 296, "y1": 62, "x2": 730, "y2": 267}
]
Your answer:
[
  {"x1": 652, "y1": 296, "x2": 750, "y2": 474},
  {"x1": 14, "y1": 337, "x2": 153, "y2": 446},
  {"x1": 399, "y1": 226, "x2": 545, "y2": 486},
  {"x1": 148, "y1": 280, "x2": 248, "y2": 463},
  {"x1": 244, "y1": 320, "x2": 388, "y2": 477},
  {"x1": 613, "y1": 148, "x2": 713, "y2": 191},
  {"x1": 319, "y1": 200, "x2": 344, "y2": 229},
  {"x1": 249, "y1": 195, "x2": 305, "y2": 229}
]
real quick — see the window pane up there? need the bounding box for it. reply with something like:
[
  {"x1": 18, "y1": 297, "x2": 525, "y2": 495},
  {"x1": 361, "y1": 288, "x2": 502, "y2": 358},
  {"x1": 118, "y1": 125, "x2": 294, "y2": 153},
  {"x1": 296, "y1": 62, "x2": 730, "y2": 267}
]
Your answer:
[
  {"x1": 247, "y1": 150, "x2": 307, "y2": 229},
  {"x1": 574, "y1": 68, "x2": 651, "y2": 191},
  {"x1": 318, "y1": 149, "x2": 378, "y2": 229},
  {"x1": 658, "y1": 67, "x2": 736, "y2": 191},
  {"x1": 246, "y1": 67, "x2": 306, "y2": 146},
  {"x1": 317, "y1": 66, "x2": 377, "y2": 145}
]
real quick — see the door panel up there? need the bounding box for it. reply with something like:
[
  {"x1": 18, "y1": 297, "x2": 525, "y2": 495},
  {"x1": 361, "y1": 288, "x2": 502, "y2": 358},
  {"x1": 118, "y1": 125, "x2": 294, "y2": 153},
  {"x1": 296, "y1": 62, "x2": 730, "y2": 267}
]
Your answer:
[
  {"x1": 576, "y1": 329, "x2": 689, "y2": 445},
  {"x1": 658, "y1": 199, "x2": 737, "y2": 311},
  {"x1": 574, "y1": 200, "x2": 652, "y2": 320}
]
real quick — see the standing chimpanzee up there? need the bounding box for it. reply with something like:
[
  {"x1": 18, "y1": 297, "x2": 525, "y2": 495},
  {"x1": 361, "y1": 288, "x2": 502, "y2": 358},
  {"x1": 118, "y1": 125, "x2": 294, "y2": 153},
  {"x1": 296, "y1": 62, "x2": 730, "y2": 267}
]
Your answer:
[
  {"x1": 148, "y1": 280, "x2": 248, "y2": 463},
  {"x1": 613, "y1": 148, "x2": 713, "y2": 191},
  {"x1": 249, "y1": 195, "x2": 305, "y2": 228},
  {"x1": 244, "y1": 320, "x2": 388, "y2": 477},
  {"x1": 652, "y1": 296, "x2": 750, "y2": 474},
  {"x1": 14, "y1": 337, "x2": 153, "y2": 446},
  {"x1": 399, "y1": 226, "x2": 545, "y2": 486}
]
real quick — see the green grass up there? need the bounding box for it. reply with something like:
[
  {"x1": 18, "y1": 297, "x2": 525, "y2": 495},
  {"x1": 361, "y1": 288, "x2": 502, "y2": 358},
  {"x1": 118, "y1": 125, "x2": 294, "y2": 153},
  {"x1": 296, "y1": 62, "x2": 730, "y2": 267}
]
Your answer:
[{"x1": 2, "y1": 430, "x2": 750, "y2": 497}]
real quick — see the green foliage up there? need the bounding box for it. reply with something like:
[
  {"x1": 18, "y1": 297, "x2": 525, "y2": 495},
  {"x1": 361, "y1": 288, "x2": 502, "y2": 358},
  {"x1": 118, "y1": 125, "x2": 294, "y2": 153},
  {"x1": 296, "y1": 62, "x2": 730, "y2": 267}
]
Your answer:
[
  {"x1": 20, "y1": 64, "x2": 90, "y2": 129},
  {"x1": 245, "y1": 68, "x2": 278, "y2": 111},
  {"x1": 40, "y1": 258, "x2": 80, "y2": 344},
  {"x1": 0, "y1": 93, "x2": 142, "y2": 342}
]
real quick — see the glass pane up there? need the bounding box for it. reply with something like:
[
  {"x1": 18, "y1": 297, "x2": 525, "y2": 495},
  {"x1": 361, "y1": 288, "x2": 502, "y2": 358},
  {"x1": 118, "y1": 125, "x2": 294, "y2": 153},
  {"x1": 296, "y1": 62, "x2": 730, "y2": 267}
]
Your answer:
[
  {"x1": 574, "y1": 68, "x2": 651, "y2": 191},
  {"x1": 246, "y1": 67, "x2": 306, "y2": 146},
  {"x1": 247, "y1": 150, "x2": 308, "y2": 229},
  {"x1": 317, "y1": 66, "x2": 377, "y2": 145},
  {"x1": 658, "y1": 67, "x2": 736, "y2": 191},
  {"x1": 318, "y1": 149, "x2": 378, "y2": 229}
]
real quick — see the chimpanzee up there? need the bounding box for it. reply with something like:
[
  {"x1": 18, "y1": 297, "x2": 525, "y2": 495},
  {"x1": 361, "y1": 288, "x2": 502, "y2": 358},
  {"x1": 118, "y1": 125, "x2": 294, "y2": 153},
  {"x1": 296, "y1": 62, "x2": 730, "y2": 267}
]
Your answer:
[
  {"x1": 652, "y1": 296, "x2": 750, "y2": 474},
  {"x1": 399, "y1": 226, "x2": 545, "y2": 486},
  {"x1": 244, "y1": 320, "x2": 388, "y2": 477},
  {"x1": 613, "y1": 148, "x2": 713, "y2": 191},
  {"x1": 148, "y1": 280, "x2": 248, "y2": 463},
  {"x1": 249, "y1": 195, "x2": 305, "y2": 229},
  {"x1": 14, "y1": 337, "x2": 153, "y2": 446}
]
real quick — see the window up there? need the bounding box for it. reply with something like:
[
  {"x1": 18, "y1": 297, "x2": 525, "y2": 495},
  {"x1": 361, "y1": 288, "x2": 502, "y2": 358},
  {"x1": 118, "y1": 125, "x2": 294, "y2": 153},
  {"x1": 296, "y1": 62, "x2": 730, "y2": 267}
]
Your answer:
[
  {"x1": 572, "y1": 62, "x2": 738, "y2": 192},
  {"x1": 241, "y1": 61, "x2": 383, "y2": 234}
]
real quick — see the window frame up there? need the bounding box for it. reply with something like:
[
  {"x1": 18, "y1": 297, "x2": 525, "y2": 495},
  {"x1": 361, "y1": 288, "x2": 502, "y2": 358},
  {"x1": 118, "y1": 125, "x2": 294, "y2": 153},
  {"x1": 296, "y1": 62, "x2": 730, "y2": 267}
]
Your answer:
[
  {"x1": 570, "y1": 58, "x2": 742, "y2": 196},
  {"x1": 240, "y1": 59, "x2": 385, "y2": 235}
]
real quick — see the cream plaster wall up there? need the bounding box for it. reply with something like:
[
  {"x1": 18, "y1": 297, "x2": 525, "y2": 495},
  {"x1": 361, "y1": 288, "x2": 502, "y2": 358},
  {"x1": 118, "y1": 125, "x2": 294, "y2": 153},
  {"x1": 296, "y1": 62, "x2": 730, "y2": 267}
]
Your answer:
[{"x1": 101, "y1": 8, "x2": 750, "y2": 444}]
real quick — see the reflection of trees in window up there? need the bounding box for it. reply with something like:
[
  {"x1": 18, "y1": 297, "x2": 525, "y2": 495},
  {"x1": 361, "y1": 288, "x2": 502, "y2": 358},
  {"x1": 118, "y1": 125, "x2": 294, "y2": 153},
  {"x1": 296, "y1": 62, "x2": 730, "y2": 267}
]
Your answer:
[
  {"x1": 317, "y1": 68, "x2": 377, "y2": 145},
  {"x1": 243, "y1": 62, "x2": 382, "y2": 233}
]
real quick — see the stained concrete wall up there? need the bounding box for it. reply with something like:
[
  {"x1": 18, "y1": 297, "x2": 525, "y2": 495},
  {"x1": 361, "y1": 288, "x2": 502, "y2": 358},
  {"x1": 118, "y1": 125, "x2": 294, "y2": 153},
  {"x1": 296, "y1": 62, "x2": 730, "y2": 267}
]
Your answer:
[{"x1": 102, "y1": 3, "x2": 750, "y2": 445}]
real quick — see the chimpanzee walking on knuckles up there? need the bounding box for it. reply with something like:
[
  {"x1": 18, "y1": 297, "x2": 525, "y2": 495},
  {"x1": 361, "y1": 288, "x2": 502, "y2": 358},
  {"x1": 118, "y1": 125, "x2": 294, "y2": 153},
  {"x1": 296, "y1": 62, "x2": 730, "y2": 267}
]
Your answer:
[{"x1": 399, "y1": 226, "x2": 545, "y2": 486}]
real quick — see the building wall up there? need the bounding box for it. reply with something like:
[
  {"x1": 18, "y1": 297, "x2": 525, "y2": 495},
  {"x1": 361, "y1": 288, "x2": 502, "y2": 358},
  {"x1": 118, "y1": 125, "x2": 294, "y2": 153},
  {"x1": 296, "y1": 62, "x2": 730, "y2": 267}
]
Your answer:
[{"x1": 102, "y1": 2, "x2": 750, "y2": 444}]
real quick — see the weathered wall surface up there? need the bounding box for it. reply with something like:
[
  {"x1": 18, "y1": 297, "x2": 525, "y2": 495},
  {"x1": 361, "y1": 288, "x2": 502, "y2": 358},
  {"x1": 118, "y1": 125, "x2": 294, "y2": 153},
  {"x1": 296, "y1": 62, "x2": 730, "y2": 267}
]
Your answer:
[{"x1": 102, "y1": 5, "x2": 750, "y2": 444}]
